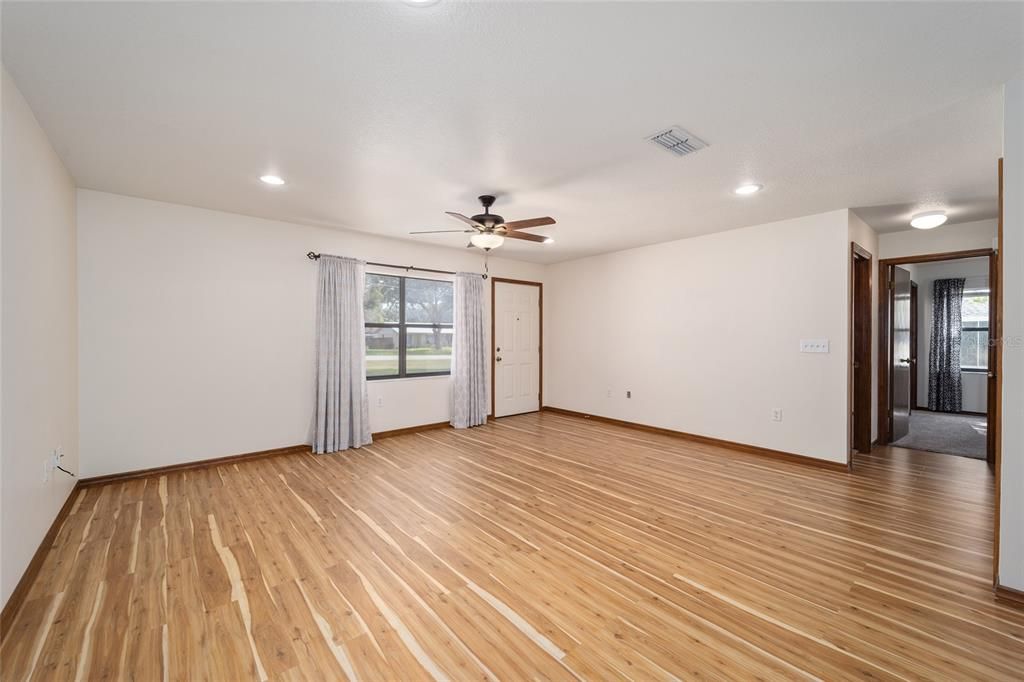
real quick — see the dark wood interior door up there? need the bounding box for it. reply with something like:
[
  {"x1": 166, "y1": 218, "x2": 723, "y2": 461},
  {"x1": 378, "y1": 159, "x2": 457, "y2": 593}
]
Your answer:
[
  {"x1": 852, "y1": 251, "x2": 872, "y2": 453},
  {"x1": 891, "y1": 266, "x2": 912, "y2": 442}
]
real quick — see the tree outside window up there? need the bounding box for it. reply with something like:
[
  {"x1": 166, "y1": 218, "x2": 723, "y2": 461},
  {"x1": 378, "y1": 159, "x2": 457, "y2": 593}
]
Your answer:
[
  {"x1": 960, "y1": 291, "x2": 989, "y2": 371},
  {"x1": 364, "y1": 274, "x2": 453, "y2": 378}
]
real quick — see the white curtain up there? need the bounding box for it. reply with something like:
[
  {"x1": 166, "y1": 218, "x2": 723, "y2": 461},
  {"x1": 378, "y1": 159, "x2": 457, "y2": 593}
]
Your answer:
[
  {"x1": 312, "y1": 256, "x2": 372, "y2": 453},
  {"x1": 451, "y1": 272, "x2": 488, "y2": 428}
]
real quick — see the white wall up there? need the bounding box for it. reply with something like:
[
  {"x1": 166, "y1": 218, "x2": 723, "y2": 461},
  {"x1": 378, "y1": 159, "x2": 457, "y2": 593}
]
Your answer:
[
  {"x1": 848, "y1": 211, "x2": 879, "y2": 443},
  {"x1": 999, "y1": 78, "x2": 1024, "y2": 591},
  {"x1": 77, "y1": 190, "x2": 544, "y2": 478},
  {"x1": 879, "y1": 219, "x2": 997, "y2": 259},
  {"x1": 911, "y1": 258, "x2": 989, "y2": 413},
  {"x1": 545, "y1": 210, "x2": 851, "y2": 463},
  {"x1": 1, "y1": 69, "x2": 79, "y2": 608}
]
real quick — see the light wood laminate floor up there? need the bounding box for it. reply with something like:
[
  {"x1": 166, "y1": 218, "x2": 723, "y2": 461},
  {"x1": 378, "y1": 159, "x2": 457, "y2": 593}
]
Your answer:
[{"x1": 2, "y1": 412, "x2": 1021, "y2": 680}]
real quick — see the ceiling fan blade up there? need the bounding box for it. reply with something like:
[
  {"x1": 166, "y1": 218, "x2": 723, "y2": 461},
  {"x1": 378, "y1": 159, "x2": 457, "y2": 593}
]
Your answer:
[
  {"x1": 505, "y1": 231, "x2": 550, "y2": 243},
  {"x1": 504, "y1": 216, "x2": 556, "y2": 230},
  {"x1": 409, "y1": 229, "x2": 474, "y2": 234},
  {"x1": 446, "y1": 212, "x2": 483, "y2": 229}
]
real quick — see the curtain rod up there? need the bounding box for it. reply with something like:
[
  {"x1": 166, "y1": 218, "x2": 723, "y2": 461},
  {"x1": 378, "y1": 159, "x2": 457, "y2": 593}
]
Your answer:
[{"x1": 306, "y1": 252, "x2": 487, "y2": 278}]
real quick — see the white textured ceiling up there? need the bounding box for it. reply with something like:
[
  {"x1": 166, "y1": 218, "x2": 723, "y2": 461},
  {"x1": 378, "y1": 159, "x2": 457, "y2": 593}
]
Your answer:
[{"x1": 3, "y1": 2, "x2": 1021, "y2": 263}]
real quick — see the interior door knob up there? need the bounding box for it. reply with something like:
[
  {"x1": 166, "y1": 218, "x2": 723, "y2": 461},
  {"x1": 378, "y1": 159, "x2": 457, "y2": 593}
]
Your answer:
[{"x1": 496, "y1": 357, "x2": 502, "y2": 362}]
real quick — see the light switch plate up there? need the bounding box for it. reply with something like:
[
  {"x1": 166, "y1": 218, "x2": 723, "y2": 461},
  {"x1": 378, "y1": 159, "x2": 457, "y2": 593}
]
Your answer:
[{"x1": 800, "y1": 339, "x2": 830, "y2": 353}]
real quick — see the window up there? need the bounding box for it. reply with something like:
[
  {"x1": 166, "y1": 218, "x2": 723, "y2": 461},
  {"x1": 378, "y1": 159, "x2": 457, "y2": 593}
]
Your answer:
[
  {"x1": 364, "y1": 274, "x2": 453, "y2": 379},
  {"x1": 960, "y1": 290, "x2": 989, "y2": 371}
]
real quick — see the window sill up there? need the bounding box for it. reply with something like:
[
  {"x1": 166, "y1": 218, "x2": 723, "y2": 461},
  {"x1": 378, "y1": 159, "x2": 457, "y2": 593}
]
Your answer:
[
  {"x1": 367, "y1": 374, "x2": 451, "y2": 383},
  {"x1": 960, "y1": 367, "x2": 989, "y2": 374}
]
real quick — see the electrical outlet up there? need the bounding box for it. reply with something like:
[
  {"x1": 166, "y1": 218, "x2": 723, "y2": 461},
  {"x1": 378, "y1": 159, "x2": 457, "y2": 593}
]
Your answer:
[
  {"x1": 376, "y1": 396, "x2": 384, "y2": 407},
  {"x1": 606, "y1": 389, "x2": 612, "y2": 398},
  {"x1": 42, "y1": 457, "x2": 52, "y2": 483},
  {"x1": 771, "y1": 408, "x2": 783, "y2": 422},
  {"x1": 626, "y1": 390, "x2": 632, "y2": 399}
]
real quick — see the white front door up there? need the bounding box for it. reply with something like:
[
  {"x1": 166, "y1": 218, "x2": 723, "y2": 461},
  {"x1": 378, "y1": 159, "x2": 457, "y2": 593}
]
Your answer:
[{"x1": 494, "y1": 281, "x2": 540, "y2": 417}]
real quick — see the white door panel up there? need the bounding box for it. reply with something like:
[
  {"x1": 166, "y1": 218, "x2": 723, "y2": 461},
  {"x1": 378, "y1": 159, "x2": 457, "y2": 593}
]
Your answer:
[{"x1": 494, "y1": 282, "x2": 540, "y2": 417}]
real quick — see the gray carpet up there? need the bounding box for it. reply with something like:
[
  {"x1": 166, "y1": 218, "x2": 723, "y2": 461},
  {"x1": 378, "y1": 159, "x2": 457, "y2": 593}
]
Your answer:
[{"x1": 892, "y1": 411, "x2": 987, "y2": 459}]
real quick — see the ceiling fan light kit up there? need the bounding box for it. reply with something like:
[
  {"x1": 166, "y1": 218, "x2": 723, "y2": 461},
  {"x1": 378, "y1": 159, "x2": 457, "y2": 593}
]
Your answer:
[
  {"x1": 470, "y1": 233, "x2": 505, "y2": 250},
  {"x1": 410, "y1": 194, "x2": 556, "y2": 251}
]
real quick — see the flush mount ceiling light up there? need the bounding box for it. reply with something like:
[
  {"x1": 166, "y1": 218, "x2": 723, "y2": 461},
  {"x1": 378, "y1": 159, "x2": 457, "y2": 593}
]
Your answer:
[
  {"x1": 910, "y1": 211, "x2": 948, "y2": 229},
  {"x1": 404, "y1": 0, "x2": 440, "y2": 6},
  {"x1": 470, "y1": 233, "x2": 504, "y2": 250},
  {"x1": 259, "y1": 175, "x2": 285, "y2": 186},
  {"x1": 734, "y1": 183, "x2": 763, "y2": 195},
  {"x1": 543, "y1": 237, "x2": 554, "y2": 244}
]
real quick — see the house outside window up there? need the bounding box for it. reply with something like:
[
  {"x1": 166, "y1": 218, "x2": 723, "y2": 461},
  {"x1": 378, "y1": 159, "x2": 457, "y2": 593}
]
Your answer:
[{"x1": 364, "y1": 274, "x2": 453, "y2": 379}]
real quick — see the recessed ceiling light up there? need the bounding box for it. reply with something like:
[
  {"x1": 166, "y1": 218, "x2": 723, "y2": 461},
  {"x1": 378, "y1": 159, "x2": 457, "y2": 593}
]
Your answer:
[
  {"x1": 543, "y1": 237, "x2": 554, "y2": 244},
  {"x1": 734, "y1": 183, "x2": 763, "y2": 195},
  {"x1": 259, "y1": 175, "x2": 285, "y2": 186},
  {"x1": 910, "y1": 211, "x2": 947, "y2": 229},
  {"x1": 404, "y1": 0, "x2": 439, "y2": 6}
]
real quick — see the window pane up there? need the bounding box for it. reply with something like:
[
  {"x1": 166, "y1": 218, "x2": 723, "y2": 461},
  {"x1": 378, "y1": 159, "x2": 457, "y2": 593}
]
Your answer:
[
  {"x1": 960, "y1": 330, "x2": 988, "y2": 369},
  {"x1": 365, "y1": 275, "x2": 400, "y2": 323},
  {"x1": 961, "y1": 294, "x2": 989, "y2": 326},
  {"x1": 405, "y1": 326, "x2": 452, "y2": 374},
  {"x1": 365, "y1": 327, "x2": 399, "y2": 376},
  {"x1": 405, "y1": 278, "x2": 453, "y2": 324}
]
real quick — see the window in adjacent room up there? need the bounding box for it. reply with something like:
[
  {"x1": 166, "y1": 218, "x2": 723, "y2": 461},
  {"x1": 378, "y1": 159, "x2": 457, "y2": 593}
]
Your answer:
[
  {"x1": 960, "y1": 289, "x2": 989, "y2": 371},
  {"x1": 364, "y1": 274, "x2": 453, "y2": 379}
]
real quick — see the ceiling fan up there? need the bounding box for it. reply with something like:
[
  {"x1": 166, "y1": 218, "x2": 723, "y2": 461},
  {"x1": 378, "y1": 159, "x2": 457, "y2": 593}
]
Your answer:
[{"x1": 410, "y1": 195, "x2": 555, "y2": 250}]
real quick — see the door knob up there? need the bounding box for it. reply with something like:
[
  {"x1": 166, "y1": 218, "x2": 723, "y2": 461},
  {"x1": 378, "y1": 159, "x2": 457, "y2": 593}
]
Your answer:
[{"x1": 496, "y1": 357, "x2": 502, "y2": 362}]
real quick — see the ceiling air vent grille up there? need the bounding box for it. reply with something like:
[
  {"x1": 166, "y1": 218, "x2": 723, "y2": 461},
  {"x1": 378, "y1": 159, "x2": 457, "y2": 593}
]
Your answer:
[{"x1": 646, "y1": 126, "x2": 708, "y2": 157}]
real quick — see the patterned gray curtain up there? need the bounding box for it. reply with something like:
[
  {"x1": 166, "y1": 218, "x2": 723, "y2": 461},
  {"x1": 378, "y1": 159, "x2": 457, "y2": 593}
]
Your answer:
[
  {"x1": 450, "y1": 272, "x2": 488, "y2": 428},
  {"x1": 312, "y1": 256, "x2": 372, "y2": 453},
  {"x1": 927, "y1": 278, "x2": 965, "y2": 413}
]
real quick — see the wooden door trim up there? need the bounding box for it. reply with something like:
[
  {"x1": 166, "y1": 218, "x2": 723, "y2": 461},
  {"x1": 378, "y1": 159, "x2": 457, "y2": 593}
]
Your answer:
[
  {"x1": 880, "y1": 248, "x2": 994, "y2": 265},
  {"x1": 876, "y1": 248, "x2": 996, "y2": 444},
  {"x1": 490, "y1": 277, "x2": 543, "y2": 419},
  {"x1": 849, "y1": 242, "x2": 873, "y2": 464},
  {"x1": 993, "y1": 157, "x2": 1003, "y2": 586},
  {"x1": 852, "y1": 242, "x2": 872, "y2": 260}
]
